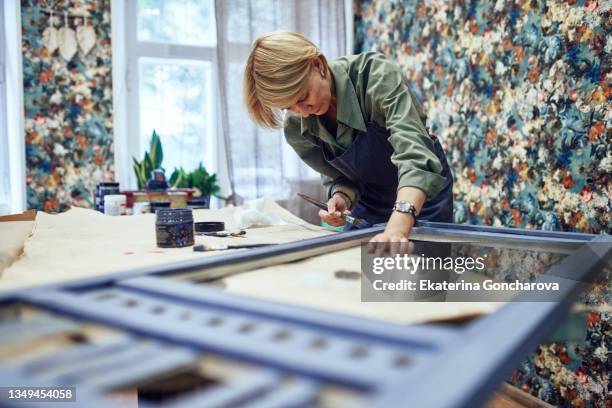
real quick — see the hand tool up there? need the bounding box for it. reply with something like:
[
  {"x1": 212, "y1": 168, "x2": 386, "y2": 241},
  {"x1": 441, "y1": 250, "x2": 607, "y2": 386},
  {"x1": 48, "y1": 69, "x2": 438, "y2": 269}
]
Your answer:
[
  {"x1": 199, "y1": 230, "x2": 246, "y2": 238},
  {"x1": 297, "y1": 193, "x2": 367, "y2": 228},
  {"x1": 193, "y1": 243, "x2": 274, "y2": 252}
]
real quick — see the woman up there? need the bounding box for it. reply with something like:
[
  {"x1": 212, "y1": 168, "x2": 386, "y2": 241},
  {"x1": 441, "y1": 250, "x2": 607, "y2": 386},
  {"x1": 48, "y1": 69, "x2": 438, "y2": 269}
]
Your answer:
[{"x1": 243, "y1": 32, "x2": 453, "y2": 246}]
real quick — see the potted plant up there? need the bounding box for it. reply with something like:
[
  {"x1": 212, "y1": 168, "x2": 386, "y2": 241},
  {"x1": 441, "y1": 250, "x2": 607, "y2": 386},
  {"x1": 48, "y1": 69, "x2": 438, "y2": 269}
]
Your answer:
[
  {"x1": 169, "y1": 162, "x2": 220, "y2": 209},
  {"x1": 132, "y1": 130, "x2": 164, "y2": 190}
]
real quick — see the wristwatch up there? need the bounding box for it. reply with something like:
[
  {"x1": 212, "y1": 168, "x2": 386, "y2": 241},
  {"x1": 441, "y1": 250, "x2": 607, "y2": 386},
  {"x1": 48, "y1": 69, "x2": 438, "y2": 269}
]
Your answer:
[{"x1": 393, "y1": 201, "x2": 418, "y2": 220}]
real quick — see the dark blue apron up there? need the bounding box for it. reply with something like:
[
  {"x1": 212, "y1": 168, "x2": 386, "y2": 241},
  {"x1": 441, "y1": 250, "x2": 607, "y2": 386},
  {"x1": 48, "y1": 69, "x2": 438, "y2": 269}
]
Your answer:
[{"x1": 318, "y1": 122, "x2": 453, "y2": 230}]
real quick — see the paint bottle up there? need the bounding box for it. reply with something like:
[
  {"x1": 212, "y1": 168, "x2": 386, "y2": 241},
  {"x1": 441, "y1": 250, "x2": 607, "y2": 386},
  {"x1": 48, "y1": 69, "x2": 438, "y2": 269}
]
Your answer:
[
  {"x1": 133, "y1": 202, "x2": 151, "y2": 215},
  {"x1": 155, "y1": 208, "x2": 194, "y2": 248},
  {"x1": 104, "y1": 194, "x2": 126, "y2": 216},
  {"x1": 95, "y1": 182, "x2": 120, "y2": 212}
]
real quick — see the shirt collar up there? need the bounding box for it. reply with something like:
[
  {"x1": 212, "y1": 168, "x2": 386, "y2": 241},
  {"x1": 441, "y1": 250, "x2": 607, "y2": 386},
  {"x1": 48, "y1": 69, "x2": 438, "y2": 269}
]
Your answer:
[
  {"x1": 330, "y1": 61, "x2": 367, "y2": 133},
  {"x1": 300, "y1": 59, "x2": 367, "y2": 135}
]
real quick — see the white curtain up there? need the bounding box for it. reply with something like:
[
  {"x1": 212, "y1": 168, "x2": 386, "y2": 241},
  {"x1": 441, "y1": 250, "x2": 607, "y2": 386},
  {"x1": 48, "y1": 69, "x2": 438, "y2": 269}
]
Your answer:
[{"x1": 215, "y1": 0, "x2": 346, "y2": 220}]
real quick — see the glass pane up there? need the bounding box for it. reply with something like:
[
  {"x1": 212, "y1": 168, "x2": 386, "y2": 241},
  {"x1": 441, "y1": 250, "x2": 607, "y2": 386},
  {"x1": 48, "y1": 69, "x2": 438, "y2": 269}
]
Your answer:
[
  {"x1": 138, "y1": 58, "x2": 214, "y2": 173},
  {"x1": 138, "y1": 0, "x2": 216, "y2": 46}
]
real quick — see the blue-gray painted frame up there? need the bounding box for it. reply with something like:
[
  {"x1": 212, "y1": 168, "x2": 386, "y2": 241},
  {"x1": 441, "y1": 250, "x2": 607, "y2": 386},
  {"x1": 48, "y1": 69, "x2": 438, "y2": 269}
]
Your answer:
[{"x1": 0, "y1": 224, "x2": 609, "y2": 408}]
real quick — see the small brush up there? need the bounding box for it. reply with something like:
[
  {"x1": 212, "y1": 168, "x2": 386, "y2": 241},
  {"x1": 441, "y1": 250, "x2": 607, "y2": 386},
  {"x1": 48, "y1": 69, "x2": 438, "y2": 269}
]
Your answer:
[
  {"x1": 193, "y1": 243, "x2": 273, "y2": 252},
  {"x1": 297, "y1": 193, "x2": 367, "y2": 228}
]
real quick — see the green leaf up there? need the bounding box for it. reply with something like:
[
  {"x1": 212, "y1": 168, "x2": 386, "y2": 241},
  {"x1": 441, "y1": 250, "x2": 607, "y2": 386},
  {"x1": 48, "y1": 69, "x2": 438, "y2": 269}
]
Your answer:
[
  {"x1": 184, "y1": 162, "x2": 220, "y2": 196},
  {"x1": 146, "y1": 152, "x2": 154, "y2": 177},
  {"x1": 169, "y1": 167, "x2": 192, "y2": 189},
  {"x1": 168, "y1": 169, "x2": 179, "y2": 187},
  {"x1": 133, "y1": 162, "x2": 143, "y2": 189},
  {"x1": 131, "y1": 130, "x2": 168, "y2": 190},
  {"x1": 132, "y1": 158, "x2": 143, "y2": 189},
  {"x1": 139, "y1": 161, "x2": 146, "y2": 187},
  {"x1": 149, "y1": 130, "x2": 163, "y2": 170}
]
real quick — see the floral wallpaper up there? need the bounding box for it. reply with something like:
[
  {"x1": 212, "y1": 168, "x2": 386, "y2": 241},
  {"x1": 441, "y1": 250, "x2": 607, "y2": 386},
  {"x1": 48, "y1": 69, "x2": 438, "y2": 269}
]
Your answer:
[
  {"x1": 354, "y1": 0, "x2": 611, "y2": 234},
  {"x1": 354, "y1": 0, "x2": 611, "y2": 406},
  {"x1": 511, "y1": 309, "x2": 611, "y2": 406},
  {"x1": 21, "y1": 0, "x2": 114, "y2": 212},
  {"x1": 509, "y1": 268, "x2": 611, "y2": 407},
  {"x1": 454, "y1": 242, "x2": 611, "y2": 406}
]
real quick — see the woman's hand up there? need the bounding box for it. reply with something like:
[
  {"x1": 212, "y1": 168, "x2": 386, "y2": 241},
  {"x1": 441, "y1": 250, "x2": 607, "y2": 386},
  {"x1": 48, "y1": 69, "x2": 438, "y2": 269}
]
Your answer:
[
  {"x1": 319, "y1": 193, "x2": 351, "y2": 226},
  {"x1": 367, "y1": 186, "x2": 425, "y2": 255},
  {"x1": 368, "y1": 226, "x2": 413, "y2": 256}
]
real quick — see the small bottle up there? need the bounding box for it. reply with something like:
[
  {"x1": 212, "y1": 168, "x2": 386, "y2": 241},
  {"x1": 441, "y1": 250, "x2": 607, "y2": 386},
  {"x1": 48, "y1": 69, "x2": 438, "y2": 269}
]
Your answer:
[
  {"x1": 104, "y1": 194, "x2": 126, "y2": 216},
  {"x1": 95, "y1": 182, "x2": 120, "y2": 212},
  {"x1": 133, "y1": 201, "x2": 151, "y2": 215}
]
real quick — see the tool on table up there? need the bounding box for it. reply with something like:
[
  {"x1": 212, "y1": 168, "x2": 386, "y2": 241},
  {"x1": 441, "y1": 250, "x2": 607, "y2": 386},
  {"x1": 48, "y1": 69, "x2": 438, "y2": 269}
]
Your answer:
[
  {"x1": 297, "y1": 193, "x2": 367, "y2": 228},
  {"x1": 200, "y1": 230, "x2": 246, "y2": 238},
  {"x1": 193, "y1": 243, "x2": 274, "y2": 252},
  {"x1": 195, "y1": 221, "x2": 225, "y2": 233}
]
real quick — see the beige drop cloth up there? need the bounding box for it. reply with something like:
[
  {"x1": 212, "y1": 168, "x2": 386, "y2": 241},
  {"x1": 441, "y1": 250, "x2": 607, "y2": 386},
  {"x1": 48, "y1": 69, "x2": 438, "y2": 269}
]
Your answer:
[
  {"x1": 1, "y1": 199, "x2": 500, "y2": 324},
  {"x1": 221, "y1": 247, "x2": 501, "y2": 324},
  {"x1": 0, "y1": 221, "x2": 35, "y2": 273},
  {"x1": 0, "y1": 199, "x2": 331, "y2": 292}
]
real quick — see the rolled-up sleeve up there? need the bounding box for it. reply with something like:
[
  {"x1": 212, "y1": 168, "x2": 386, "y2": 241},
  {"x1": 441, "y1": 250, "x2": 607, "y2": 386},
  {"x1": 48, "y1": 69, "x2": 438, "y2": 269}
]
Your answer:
[
  {"x1": 365, "y1": 55, "x2": 446, "y2": 199},
  {"x1": 283, "y1": 114, "x2": 360, "y2": 207}
]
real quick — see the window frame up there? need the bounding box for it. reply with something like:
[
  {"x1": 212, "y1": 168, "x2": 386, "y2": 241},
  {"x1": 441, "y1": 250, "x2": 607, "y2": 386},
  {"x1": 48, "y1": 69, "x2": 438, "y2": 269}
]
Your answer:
[
  {"x1": 0, "y1": 1, "x2": 26, "y2": 215},
  {"x1": 113, "y1": 0, "x2": 220, "y2": 191}
]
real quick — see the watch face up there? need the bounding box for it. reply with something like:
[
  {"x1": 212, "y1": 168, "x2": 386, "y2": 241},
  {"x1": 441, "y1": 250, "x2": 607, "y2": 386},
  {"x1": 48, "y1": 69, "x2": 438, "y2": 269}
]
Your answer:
[{"x1": 394, "y1": 202, "x2": 414, "y2": 213}]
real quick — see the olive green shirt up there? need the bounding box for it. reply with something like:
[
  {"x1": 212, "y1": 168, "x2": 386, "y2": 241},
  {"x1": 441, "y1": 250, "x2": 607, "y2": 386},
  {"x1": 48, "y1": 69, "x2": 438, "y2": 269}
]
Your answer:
[{"x1": 283, "y1": 52, "x2": 446, "y2": 206}]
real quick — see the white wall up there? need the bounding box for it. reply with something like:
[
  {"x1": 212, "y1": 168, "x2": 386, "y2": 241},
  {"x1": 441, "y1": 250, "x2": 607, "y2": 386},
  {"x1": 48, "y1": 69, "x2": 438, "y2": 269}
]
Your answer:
[
  {"x1": 111, "y1": 0, "x2": 130, "y2": 190},
  {"x1": 345, "y1": 0, "x2": 354, "y2": 53},
  {"x1": 1, "y1": 1, "x2": 26, "y2": 214}
]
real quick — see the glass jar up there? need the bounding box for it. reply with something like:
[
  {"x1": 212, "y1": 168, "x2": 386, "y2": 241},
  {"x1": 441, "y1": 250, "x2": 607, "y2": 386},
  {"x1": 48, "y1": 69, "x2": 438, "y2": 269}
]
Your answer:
[{"x1": 155, "y1": 208, "x2": 194, "y2": 248}]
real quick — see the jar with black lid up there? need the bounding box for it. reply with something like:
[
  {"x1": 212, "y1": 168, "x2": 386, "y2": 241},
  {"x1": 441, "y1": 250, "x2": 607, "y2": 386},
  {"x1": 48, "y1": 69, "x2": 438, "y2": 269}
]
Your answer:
[
  {"x1": 155, "y1": 208, "x2": 194, "y2": 248},
  {"x1": 95, "y1": 182, "x2": 120, "y2": 212}
]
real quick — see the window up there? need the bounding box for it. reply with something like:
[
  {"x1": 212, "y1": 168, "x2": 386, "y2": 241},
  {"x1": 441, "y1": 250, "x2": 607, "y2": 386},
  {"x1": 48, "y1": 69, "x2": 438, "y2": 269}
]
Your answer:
[
  {"x1": 138, "y1": 58, "x2": 214, "y2": 172},
  {"x1": 121, "y1": 0, "x2": 218, "y2": 188},
  {"x1": 137, "y1": 0, "x2": 216, "y2": 46}
]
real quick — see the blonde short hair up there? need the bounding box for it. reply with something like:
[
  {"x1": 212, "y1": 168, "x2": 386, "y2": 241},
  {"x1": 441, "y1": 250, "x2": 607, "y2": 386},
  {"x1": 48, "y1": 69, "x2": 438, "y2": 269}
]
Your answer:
[{"x1": 243, "y1": 31, "x2": 329, "y2": 128}]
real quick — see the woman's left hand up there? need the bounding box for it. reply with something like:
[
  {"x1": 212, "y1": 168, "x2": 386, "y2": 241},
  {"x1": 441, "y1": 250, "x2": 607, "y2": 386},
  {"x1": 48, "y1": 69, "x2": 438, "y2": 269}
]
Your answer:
[
  {"x1": 368, "y1": 187, "x2": 424, "y2": 255},
  {"x1": 368, "y1": 227, "x2": 413, "y2": 256}
]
